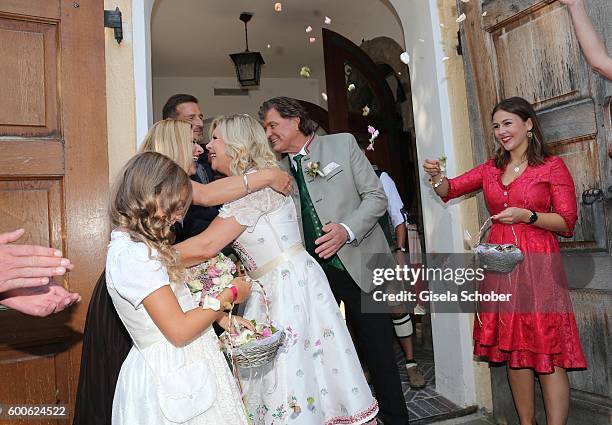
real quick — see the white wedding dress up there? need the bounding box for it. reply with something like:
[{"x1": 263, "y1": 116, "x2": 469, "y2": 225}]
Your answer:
[
  {"x1": 219, "y1": 188, "x2": 378, "y2": 425},
  {"x1": 106, "y1": 230, "x2": 248, "y2": 425}
]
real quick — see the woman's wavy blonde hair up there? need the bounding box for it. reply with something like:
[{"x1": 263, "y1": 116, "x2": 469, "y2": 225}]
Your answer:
[
  {"x1": 210, "y1": 114, "x2": 279, "y2": 175},
  {"x1": 110, "y1": 151, "x2": 192, "y2": 282},
  {"x1": 139, "y1": 119, "x2": 193, "y2": 174}
]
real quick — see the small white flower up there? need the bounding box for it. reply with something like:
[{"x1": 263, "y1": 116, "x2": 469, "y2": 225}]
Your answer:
[{"x1": 456, "y1": 13, "x2": 466, "y2": 23}]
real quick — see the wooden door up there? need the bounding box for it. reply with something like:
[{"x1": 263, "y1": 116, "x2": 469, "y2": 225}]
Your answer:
[
  {"x1": 322, "y1": 28, "x2": 425, "y2": 238},
  {"x1": 459, "y1": 1, "x2": 611, "y2": 423},
  {"x1": 0, "y1": 0, "x2": 108, "y2": 423}
]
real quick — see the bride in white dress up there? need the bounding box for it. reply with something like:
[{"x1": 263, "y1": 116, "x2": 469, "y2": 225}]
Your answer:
[
  {"x1": 176, "y1": 115, "x2": 378, "y2": 425},
  {"x1": 106, "y1": 152, "x2": 252, "y2": 425}
]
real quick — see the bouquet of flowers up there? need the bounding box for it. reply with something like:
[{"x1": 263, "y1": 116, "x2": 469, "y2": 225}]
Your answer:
[{"x1": 187, "y1": 253, "x2": 236, "y2": 310}]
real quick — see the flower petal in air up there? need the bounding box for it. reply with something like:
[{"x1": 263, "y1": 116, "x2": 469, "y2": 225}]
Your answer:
[
  {"x1": 400, "y1": 52, "x2": 410, "y2": 64},
  {"x1": 274, "y1": 3, "x2": 282, "y2": 12}
]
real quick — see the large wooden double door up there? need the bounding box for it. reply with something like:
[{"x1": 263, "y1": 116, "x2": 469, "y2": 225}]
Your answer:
[
  {"x1": 0, "y1": 0, "x2": 108, "y2": 423},
  {"x1": 459, "y1": 1, "x2": 611, "y2": 423}
]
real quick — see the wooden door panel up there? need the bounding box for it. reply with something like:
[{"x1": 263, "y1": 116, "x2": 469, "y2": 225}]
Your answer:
[
  {"x1": 0, "y1": 0, "x2": 108, "y2": 421},
  {"x1": 549, "y1": 137, "x2": 603, "y2": 249},
  {"x1": 0, "y1": 17, "x2": 59, "y2": 137},
  {"x1": 0, "y1": 354, "x2": 58, "y2": 425},
  {"x1": 0, "y1": 179, "x2": 64, "y2": 264},
  {"x1": 538, "y1": 99, "x2": 597, "y2": 142},
  {"x1": 0, "y1": 140, "x2": 64, "y2": 175},
  {"x1": 0, "y1": 0, "x2": 60, "y2": 20},
  {"x1": 491, "y1": 3, "x2": 589, "y2": 106}
]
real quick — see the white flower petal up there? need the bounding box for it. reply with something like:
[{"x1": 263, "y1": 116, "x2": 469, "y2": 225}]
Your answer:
[
  {"x1": 400, "y1": 52, "x2": 410, "y2": 64},
  {"x1": 274, "y1": 3, "x2": 282, "y2": 12},
  {"x1": 324, "y1": 16, "x2": 332, "y2": 25},
  {"x1": 306, "y1": 26, "x2": 313, "y2": 33},
  {"x1": 482, "y1": 11, "x2": 488, "y2": 17},
  {"x1": 309, "y1": 37, "x2": 316, "y2": 44},
  {"x1": 456, "y1": 13, "x2": 466, "y2": 23},
  {"x1": 321, "y1": 92, "x2": 328, "y2": 101},
  {"x1": 442, "y1": 56, "x2": 450, "y2": 62}
]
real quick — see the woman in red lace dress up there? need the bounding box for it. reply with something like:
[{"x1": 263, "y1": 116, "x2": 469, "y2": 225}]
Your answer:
[{"x1": 423, "y1": 97, "x2": 586, "y2": 425}]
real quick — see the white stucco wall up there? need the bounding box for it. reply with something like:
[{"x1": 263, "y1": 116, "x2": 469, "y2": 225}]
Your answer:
[
  {"x1": 389, "y1": 0, "x2": 481, "y2": 407},
  {"x1": 152, "y1": 77, "x2": 322, "y2": 121}
]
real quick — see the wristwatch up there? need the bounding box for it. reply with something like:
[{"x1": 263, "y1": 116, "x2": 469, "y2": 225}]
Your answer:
[{"x1": 528, "y1": 210, "x2": 538, "y2": 224}]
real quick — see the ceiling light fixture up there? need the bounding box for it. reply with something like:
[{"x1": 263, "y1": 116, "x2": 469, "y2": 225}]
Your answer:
[{"x1": 229, "y1": 12, "x2": 265, "y2": 87}]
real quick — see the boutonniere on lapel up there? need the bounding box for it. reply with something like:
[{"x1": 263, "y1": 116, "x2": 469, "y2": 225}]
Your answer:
[{"x1": 305, "y1": 161, "x2": 326, "y2": 178}]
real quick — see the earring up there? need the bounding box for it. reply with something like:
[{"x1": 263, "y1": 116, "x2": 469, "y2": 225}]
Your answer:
[{"x1": 527, "y1": 131, "x2": 533, "y2": 139}]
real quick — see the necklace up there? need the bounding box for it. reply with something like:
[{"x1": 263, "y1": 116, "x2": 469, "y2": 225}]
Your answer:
[{"x1": 509, "y1": 159, "x2": 527, "y2": 173}]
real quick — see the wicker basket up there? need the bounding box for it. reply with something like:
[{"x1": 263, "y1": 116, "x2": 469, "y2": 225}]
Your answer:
[{"x1": 224, "y1": 279, "x2": 286, "y2": 369}]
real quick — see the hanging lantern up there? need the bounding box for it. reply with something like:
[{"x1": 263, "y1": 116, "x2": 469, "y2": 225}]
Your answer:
[{"x1": 229, "y1": 13, "x2": 265, "y2": 87}]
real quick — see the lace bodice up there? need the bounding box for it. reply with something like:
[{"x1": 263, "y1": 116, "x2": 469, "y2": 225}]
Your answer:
[{"x1": 218, "y1": 188, "x2": 302, "y2": 274}]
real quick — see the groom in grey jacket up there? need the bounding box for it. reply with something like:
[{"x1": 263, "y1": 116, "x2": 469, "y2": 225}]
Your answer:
[{"x1": 259, "y1": 97, "x2": 410, "y2": 424}]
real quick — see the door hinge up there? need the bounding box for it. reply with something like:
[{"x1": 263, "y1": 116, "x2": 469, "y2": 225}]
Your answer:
[
  {"x1": 104, "y1": 7, "x2": 123, "y2": 44},
  {"x1": 456, "y1": 30, "x2": 463, "y2": 56}
]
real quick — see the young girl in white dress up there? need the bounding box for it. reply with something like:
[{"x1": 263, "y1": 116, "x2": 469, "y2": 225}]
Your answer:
[
  {"x1": 174, "y1": 115, "x2": 378, "y2": 425},
  {"x1": 106, "y1": 151, "x2": 253, "y2": 425}
]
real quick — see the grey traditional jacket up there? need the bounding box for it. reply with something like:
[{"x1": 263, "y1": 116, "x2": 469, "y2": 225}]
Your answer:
[{"x1": 281, "y1": 133, "x2": 394, "y2": 293}]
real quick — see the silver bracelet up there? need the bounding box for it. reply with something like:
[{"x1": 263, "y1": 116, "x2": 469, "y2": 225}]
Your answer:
[{"x1": 242, "y1": 173, "x2": 252, "y2": 194}]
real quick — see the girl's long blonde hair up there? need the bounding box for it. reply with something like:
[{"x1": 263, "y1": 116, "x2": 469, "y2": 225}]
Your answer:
[
  {"x1": 210, "y1": 114, "x2": 279, "y2": 175},
  {"x1": 110, "y1": 151, "x2": 192, "y2": 282},
  {"x1": 139, "y1": 119, "x2": 193, "y2": 174}
]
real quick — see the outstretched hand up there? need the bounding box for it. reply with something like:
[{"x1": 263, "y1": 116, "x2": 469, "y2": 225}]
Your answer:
[
  {"x1": 0, "y1": 229, "x2": 74, "y2": 294},
  {"x1": 0, "y1": 283, "x2": 81, "y2": 317}
]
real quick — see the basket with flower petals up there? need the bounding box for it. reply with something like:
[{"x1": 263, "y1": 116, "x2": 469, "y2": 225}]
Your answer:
[{"x1": 222, "y1": 279, "x2": 286, "y2": 369}]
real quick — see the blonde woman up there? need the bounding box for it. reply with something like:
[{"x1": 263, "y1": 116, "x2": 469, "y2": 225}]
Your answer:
[
  {"x1": 139, "y1": 119, "x2": 292, "y2": 210},
  {"x1": 175, "y1": 115, "x2": 378, "y2": 425},
  {"x1": 106, "y1": 151, "x2": 253, "y2": 424}
]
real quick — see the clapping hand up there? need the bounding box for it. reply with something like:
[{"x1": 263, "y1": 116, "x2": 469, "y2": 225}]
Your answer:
[
  {"x1": 0, "y1": 229, "x2": 74, "y2": 293},
  {"x1": 0, "y1": 283, "x2": 81, "y2": 317}
]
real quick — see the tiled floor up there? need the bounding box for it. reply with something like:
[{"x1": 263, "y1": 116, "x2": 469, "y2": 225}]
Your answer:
[{"x1": 375, "y1": 342, "x2": 478, "y2": 424}]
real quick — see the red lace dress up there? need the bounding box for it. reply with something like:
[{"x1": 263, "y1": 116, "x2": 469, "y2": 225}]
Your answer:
[{"x1": 443, "y1": 156, "x2": 587, "y2": 373}]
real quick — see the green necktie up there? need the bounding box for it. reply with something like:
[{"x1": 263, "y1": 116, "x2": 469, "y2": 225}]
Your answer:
[{"x1": 291, "y1": 154, "x2": 344, "y2": 271}]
